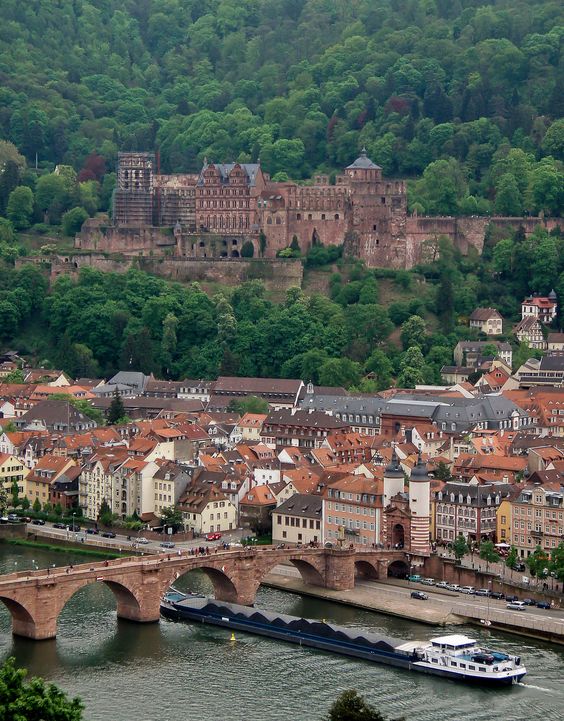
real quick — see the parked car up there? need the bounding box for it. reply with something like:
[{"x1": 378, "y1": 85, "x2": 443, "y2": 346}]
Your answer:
[
  {"x1": 160, "y1": 541, "x2": 175, "y2": 549},
  {"x1": 31, "y1": 518, "x2": 46, "y2": 526},
  {"x1": 446, "y1": 583, "x2": 460, "y2": 592},
  {"x1": 434, "y1": 581, "x2": 449, "y2": 590},
  {"x1": 410, "y1": 591, "x2": 428, "y2": 600},
  {"x1": 7, "y1": 513, "x2": 19, "y2": 523},
  {"x1": 101, "y1": 531, "x2": 116, "y2": 539},
  {"x1": 53, "y1": 522, "x2": 66, "y2": 529},
  {"x1": 474, "y1": 589, "x2": 490, "y2": 597},
  {"x1": 137, "y1": 537, "x2": 149, "y2": 544},
  {"x1": 86, "y1": 528, "x2": 99, "y2": 535},
  {"x1": 506, "y1": 601, "x2": 527, "y2": 611},
  {"x1": 515, "y1": 562, "x2": 526, "y2": 572},
  {"x1": 69, "y1": 525, "x2": 81, "y2": 532},
  {"x1": 490, "y1": 591, "x2": 505, "y2": 600},
  {"x1": 505, "y1": 594, "x2": 519, "y2": 603},
  {"x1": 536, "y1": 601, "x2": 551, "y2": 610},
  {"x1": 408, "y1": 574, "x2": 422, "y2": 582},
  {"x1": 206, "y1": 532, "x2": 222, "y2": 541},
  {"x1": 420, "y1": 578, "x2": 435, "y2": 586},
  {"x1": 459, "y1": 586, "x2": 476, "y2": 595},
  {"x1": 522, "y1": 598, "x2": 537, "y2": 606}
]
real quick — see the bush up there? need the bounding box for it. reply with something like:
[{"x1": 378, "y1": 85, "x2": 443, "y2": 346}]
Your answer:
[
  {"x1": 31, "y1": 222, "x2": 52, "y2": 234},
  {"x1": 305, "y1": 243, "x2": 343, "y2": 267},
  {"x1": 241, "y1": 240, "x2": 254, "y2": 257},
  {"x1": 62, "y1": 206, "x2": 88, "y2": 237}
]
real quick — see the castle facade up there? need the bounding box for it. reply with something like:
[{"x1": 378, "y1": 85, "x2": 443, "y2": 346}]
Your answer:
[{"x1": 111, "y1": 151, "x2": 408, "y2": 267}]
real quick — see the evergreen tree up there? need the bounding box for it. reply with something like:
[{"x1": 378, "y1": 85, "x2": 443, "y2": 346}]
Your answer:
[
  {"x1": 326, "y1": 690, "x2": 397, "y2": 721},
  {"x1": 107, "y1": 390, "x2": 125, "y2": 425}
]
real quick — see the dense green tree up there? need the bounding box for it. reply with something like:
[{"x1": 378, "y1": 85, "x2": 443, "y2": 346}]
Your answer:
[
  {"x1": 400, "y1": 315, "x2": 427, "y2": 350},
  {"x1": 241, "y1": 240, "x2": 254, "y2": 257},
  {"x1": 479, "y1": 541, "x2": 500, "y2": 571},
  {"x1": 318, "y1": 357, "x2": 362, "y2": 389},
  {"x1": 62, "y1": 207, "x2": 88, "y2": 237},
  {"x1": 6, "y1": 186, "x2": 33, "y2": 229},
  {"x1": 505, "y1": 546, "x2": 518, "y2": 570},
  {"x1": 0, "y1": 657, "x2": 84, "y2": 721},
  {"x1": 325, "y1": 689, "x2": 392, "y2": 721},
  {"x1": 453, "y1": 533, "x2": 469, "y2": 562}
]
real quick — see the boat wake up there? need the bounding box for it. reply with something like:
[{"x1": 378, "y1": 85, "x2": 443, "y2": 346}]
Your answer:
[{"x1": 517, "y1": 683, "x2": 554, "y2": 692}]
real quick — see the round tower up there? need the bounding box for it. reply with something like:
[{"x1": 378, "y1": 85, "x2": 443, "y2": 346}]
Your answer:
[
  {"x1": 408, "y1": 450, "x2": 431, "y2": 555},
  {"x1": 383, "y1": 447, "x2": 404, "y2": 507}
]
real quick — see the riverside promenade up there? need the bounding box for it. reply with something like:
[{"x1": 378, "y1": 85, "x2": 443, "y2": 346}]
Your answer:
[{"x1": 265, "y1": 565, "x2": 564, "y2": 644}]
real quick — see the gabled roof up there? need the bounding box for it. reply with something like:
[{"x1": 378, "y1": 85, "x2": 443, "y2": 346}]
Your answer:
[
  {"x1": 276, "y1": 493, "x2": 322, "y2": 518},
  {"x1": 470, "y1": 307, "x2": 502, "y2": 321}
]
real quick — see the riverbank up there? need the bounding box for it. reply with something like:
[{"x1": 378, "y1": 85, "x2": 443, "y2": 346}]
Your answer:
[
  {"x1": 262, "y1": 571, "x2": 463, "y2": 626},
  {"x1": 264, "y1": 567, "x2": 564, "y2": 645},
  {"x1": 1, "y1": 539, "x2": 128, "y2": 559}
]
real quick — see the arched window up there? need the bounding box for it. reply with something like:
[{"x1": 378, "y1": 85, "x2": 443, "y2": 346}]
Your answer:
[
  {"x1": 334, "y1": 213, "x2": 339, "y2": 220},
  {"x1": 267, "y1": 217, "x2": 272, "y2": 224}
]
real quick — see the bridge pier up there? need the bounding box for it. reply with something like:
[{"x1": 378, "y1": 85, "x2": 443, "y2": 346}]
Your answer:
[{"x1": 323, "y1": 550, "x2": 355, "y2": 591}]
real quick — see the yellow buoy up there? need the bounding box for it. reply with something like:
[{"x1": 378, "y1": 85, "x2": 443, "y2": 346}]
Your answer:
[{"x1": 230, "y1": 632, "x2": 236, "y2": 642}]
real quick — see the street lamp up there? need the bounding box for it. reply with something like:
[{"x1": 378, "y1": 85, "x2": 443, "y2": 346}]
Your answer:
[{"x1": 72, "y1": 512, "x2": 76, "y2": 533}]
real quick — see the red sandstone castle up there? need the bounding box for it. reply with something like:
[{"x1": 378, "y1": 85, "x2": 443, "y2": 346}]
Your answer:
[
  {"x1": 111, "y1": 150, "x2": 409, "y2": 267},
  {"x1": 78, "y1": 151, "x2": 562, "y2": 269}
]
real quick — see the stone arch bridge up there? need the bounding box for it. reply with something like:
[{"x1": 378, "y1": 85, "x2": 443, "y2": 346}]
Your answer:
[{"x1": 0, "y1": 547, "x2": 408, "y2": 640}]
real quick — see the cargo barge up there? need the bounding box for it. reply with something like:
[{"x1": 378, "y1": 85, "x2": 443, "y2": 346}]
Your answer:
[{"x1": 160, "y1": 591, "x2": 526, "y2": 686}]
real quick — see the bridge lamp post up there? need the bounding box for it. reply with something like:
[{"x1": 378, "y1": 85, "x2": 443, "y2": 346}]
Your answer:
[{"x1": 72, "y1": 512, "x2": 76, "y2": 533}]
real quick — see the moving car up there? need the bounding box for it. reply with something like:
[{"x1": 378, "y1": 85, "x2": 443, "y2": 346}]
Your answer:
[
  {"x1": 137, "y1": 537, "x2": 149, "y2": 544},
  {"x1": 410, "y1": 591, "x2": 428, "y2": 600},
  {"x1": 206, "y1": 532, "x2": 222, "y2": 541},
  {"x1": 160, "y1": 541, "x2": 175, "y2": 549},
  {"x1": 506, "y1": 601, "x2": 527, "y2": 611},
  {"x1": 536, "y1": 601, "x2": 551, "y2": 610},
  {"x1": 53, "y1": 522, "x2": 66, "y2": 529},
  {"x1": 31, "y1": 518, "x2": 46, "y2": 525},
  {"x1": 86, "y1": 528, "x2": 99, "y2": 534},
  {"x1": 101, "y1": 531, "x2": 116, "y2": 538}
]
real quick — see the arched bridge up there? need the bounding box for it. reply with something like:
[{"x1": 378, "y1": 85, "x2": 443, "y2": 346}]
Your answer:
[{"x1": 0, "y1": 547, "x2": 407, "y2": 640}]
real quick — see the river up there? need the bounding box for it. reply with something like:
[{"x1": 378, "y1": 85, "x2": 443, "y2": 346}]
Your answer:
[{"x1": 0, "y1": 545, "x2": 562, "y2": 721}]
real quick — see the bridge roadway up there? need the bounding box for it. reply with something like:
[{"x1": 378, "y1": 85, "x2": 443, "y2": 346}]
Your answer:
[{"x1": 0, "y1": 546, "x2": 407, "y2": 640}]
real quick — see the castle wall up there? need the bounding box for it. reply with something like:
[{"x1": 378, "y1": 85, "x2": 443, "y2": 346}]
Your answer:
[
  {"x1": 75, "y1": 221, "x2": 175, "y2": 255},
  {"x1": 32, "y1": 255, "x2": 303, "y2": 293}
]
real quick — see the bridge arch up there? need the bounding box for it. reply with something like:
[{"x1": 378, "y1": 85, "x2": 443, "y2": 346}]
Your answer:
[
  {"x1": 288, "y1": 558, "x2": 325, "y2": 587},
  {"x1": 354, "y1": 559, "x2": 379, "y2": 581},
  {"x1": 387, "y1": 559, "x2": 410, "y2": 578},
  {"x1": 0, "y1": 595, "x2": 36, "y2": 638},
  {"x1": 55, "y1": 577, "x2": 145, "y2": 627}
]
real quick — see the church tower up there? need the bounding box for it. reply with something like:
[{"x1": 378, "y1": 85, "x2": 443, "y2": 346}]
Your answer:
[
  {"x1": 383, "y1": 447, "x2": 404, "y2": 507},
  {"x1": 408, "y1": 450, "x2": 431, "y2": 555}
]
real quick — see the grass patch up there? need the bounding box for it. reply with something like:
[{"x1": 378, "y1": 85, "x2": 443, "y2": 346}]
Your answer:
[{"x1": 3, "y1": 538, "x2": 129, "y2": 559}]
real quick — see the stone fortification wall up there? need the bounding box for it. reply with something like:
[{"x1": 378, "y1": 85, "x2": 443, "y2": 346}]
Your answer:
[
  {"x1": 76, "y1": 221, "x2": 176, "y2": 255},
  {"x1": 45, "y1": 254, "x2": 303, "y2": 292}
]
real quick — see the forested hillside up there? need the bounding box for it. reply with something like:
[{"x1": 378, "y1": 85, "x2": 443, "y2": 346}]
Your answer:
[
  {"x1": 1, "y1": 0, "x2": 563, "y2": 215},
  {"x1": 2, "y1": 222, "x2": 562, "y2": 388}
]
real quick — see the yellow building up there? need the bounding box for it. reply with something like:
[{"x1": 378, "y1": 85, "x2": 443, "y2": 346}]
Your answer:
[
  {"x1": 496, "y1": 497, "x2": 513, "y2": 544},
  {"x1": 0, "y1": 453, "x2": 28, "y2": 503}
]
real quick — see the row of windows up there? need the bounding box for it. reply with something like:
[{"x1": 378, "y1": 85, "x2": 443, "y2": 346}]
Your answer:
[
  {"x1": 198, "y1": 199, "x2": 250, "y2": 209},
  {"x1": 209, "y1": 512, "x2": 229, "y2": 520},
  {"x1": 204, "y1": 215, "x2": 250, "y2": 229},
  {"x1": 327, "y1": 490, "x2": 377, "y2": 503},
  {"x1": 325, "y1": 530, "x2": 373, "y2": 543},
  {"x1": 326, "y1": 502, "x2": 376, "y2": 516},
  {"x1": 334, "y1": 413, "x2": 375, "y2": 424},
  {"x1": 328, "y1": 517, "x2": 375, "y2": 531},
  {"x1": 276, "y1": 515, "x2": 321, "y2": 530}
]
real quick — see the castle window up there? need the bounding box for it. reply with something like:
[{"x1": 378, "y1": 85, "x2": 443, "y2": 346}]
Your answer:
[
  {"x1": 267, "y1": 217, "x2": 272, "y2": 225},
  {"x1": 308, "y1": 214, "x2": 312, "y2": 220},
  {"x1": 321, "y1": 214, "x2": 326, "y2": 220},
  {"x1": 296, "y1": 213, "x2": 301, "y2": 220},
  {"x1": 199, "y1": 241, "x2": 205, "y2": 247},
  {"x1": 232, "y1": 238, "x2": 238, "y2": 245},
  {"x1": 276, "y1": 217, "x2": 281, "y2": 224},
  {"x1": 373, "y1": 225, "x2": 377, "y2": 230},
  {"x1": 334, "y1": 214, "x2": 339, "y2": 220},
  {"x1": 381, "y1": 197, "x2": 386, "y2": 204}
]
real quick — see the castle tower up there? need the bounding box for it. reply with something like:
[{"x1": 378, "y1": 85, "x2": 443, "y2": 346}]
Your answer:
[
  {"x1": 408, "y1": 450, "x2": 431, "y2": 555},
  {"x1": 343, "y1": 148, "x2": 407, "y2": 269},
  {"x1": 383, "y1": 447, "x2": 404, "y2": 507},
  {"x1": 113, "y1": 152, "x2": 155, "y2": 226}
]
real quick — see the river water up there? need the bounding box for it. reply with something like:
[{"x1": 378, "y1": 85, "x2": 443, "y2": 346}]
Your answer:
[{"x1": 0, "y1": 545, "x2": 562, "y2": 721}]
